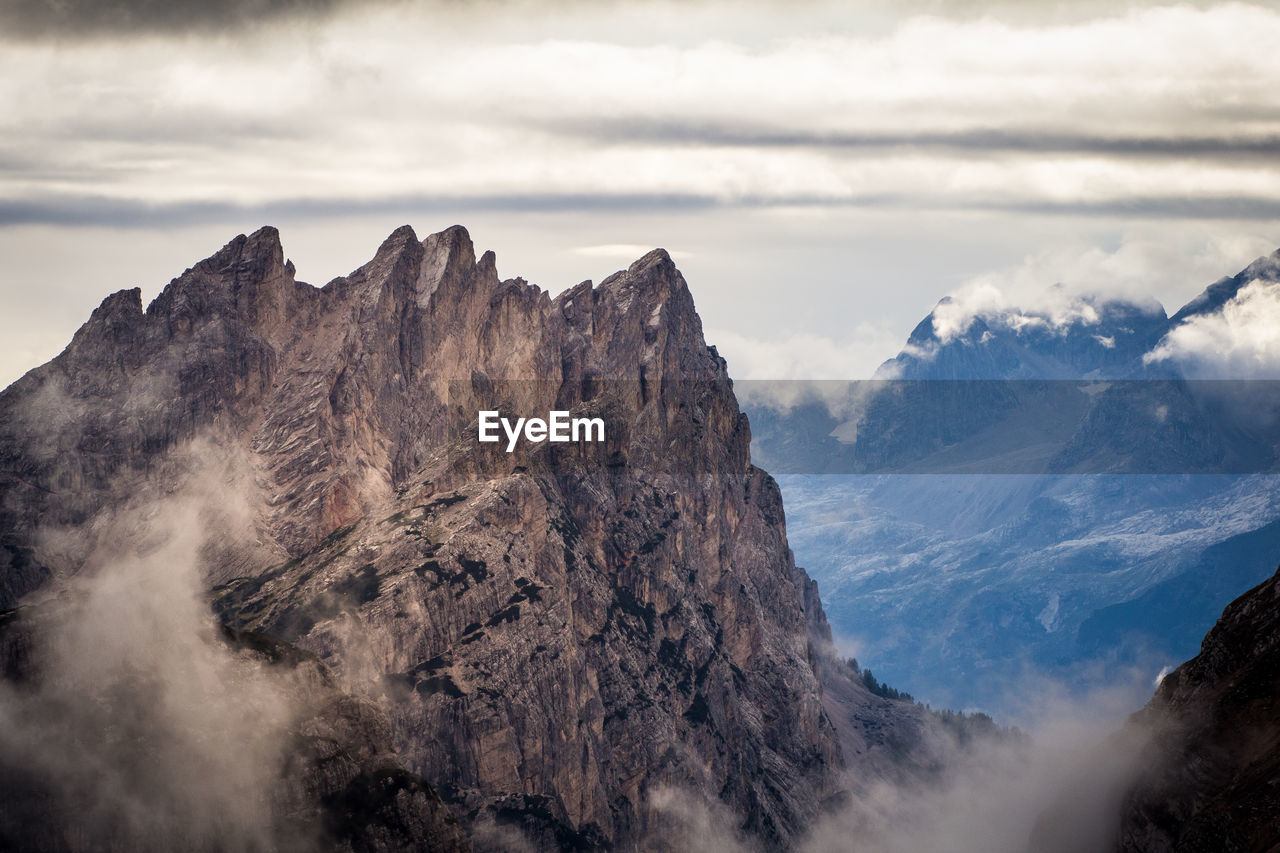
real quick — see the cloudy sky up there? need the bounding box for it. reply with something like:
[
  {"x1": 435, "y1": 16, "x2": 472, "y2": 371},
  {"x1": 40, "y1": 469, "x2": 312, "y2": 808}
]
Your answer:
[{"x1": 2, "y1": 0, "x2": 1279, "y2": 387}]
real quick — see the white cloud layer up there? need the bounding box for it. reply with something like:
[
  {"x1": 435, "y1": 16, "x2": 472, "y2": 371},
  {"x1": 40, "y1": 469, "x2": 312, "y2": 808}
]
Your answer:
[
  {"x1": 707, "y1": 325, "x2": 905, "y2": 380},
  {"x1": 1146, "y1": 277, "x2": 1280, "y2": 376},
  {"x1": 925, "y1": 234, "x2": 1278, "y2": 343},
  {"x1": 3, "y1": 2, "x2": 1280, "y2": 218}
]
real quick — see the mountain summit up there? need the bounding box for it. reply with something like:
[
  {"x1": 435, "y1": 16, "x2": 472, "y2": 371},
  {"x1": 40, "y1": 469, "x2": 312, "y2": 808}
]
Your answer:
[
  {"x1": 0, "y1": 224, "x2": 929, "y2": 850},
  {"x1": 881, "y1": 294, "x2": 1169, "y2": 380},
  {"x1": 876, "y1": 248, "x2": 1280, "y2": 382}
]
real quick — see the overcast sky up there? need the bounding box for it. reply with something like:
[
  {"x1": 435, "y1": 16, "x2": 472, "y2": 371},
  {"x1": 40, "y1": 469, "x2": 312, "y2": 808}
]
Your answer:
[{"x1": 2, "y1": 0, "x2": 1279, "y2": 387}]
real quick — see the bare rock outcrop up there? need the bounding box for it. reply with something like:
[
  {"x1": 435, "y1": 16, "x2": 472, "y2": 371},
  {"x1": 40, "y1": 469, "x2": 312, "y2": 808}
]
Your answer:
[{"x1": 0, "y1": 225, "x2": 850, "y2": 849}]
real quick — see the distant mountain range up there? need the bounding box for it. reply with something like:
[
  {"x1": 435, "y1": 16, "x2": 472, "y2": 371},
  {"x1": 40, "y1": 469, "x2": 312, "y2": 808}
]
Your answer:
[
  {"x1": 882, "y1": 295, "x2": 1169, "y2": 381},
  {"x1": 743, "y1": 250, "x2": 1280, "y2": 712},
  {"x1": 883, "y1": 248, "x2": 1280, "y2": 382}
]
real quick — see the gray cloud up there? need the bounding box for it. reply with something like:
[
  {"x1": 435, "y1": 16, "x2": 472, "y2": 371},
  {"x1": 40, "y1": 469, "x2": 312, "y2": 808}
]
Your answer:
[
  {"x1": 557, "y1": 119, "x2": 1280, "y2": 162},
  {"x1": 5, "y1": 1, "x2": 1279, "y2": 231},
  {"x1": 0, "y1": 0, "x2": 1240, "y2": 40},
  {"x1": 41, "y1": 116, "x2": 307, "y2": 147},
  {"x1": 0, "y1": 193, "x2": 718, "y2": 229},
  {"x1": 0, "y1": 0, "x2": 382, "y2": 38},
  {"x1": 7, "y1": 190, "x2": 1280, "y2": 230},
  {"x1": 1000, "y1": 195, "x2": 1280, "y2": 220}
]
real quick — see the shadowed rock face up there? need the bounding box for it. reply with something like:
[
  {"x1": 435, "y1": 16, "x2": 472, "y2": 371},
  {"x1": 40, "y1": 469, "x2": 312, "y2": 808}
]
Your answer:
[
  {"x1": 1115, "y1": 565, "x2": 1280, "y2": 852},
  {"x1": 0, "y1": 224, "x2": 851, "y2": 848}
]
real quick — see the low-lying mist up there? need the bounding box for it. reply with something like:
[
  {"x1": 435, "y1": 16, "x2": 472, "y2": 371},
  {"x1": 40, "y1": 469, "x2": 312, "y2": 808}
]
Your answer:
[
  {"x1": 0, "y1": 470, "x2": 311, "y2": 852},
  {"x1": 656, "y1": 680, "x2": 1155, "y2": 853},
  {"x1": 0, "y1": 438, "x2": 1166, "y2": 853},
  {"x1": 813, "y1": 690, "x2": 1151, "y2": 853}
]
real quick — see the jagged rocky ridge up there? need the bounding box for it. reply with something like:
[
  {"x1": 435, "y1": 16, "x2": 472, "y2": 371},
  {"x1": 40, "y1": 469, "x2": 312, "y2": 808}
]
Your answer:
[{"x1": 0, "y1": 224, "x2": 940, "y2": 850}]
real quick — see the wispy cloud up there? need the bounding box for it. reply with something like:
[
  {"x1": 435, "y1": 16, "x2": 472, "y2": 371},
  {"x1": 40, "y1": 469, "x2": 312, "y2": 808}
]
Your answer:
[
  {"x1": 708, "y1": 326, "x2": 905, "y2": 381},
  {"x1": 3, "y1": 2, "x2": 1280, "y2": 225},
  {"x1": 8, "y1": 191, "x2": 1280, "y2": 230},
  {"x1": 1146, "y1": 275, "x2": 1280, "y2": 377},
  {"x1": 917, "y1": 235, "x2": 1278, "y2": 345}
]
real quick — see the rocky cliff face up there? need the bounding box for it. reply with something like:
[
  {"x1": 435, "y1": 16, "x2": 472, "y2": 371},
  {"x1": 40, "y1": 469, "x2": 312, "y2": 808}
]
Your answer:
[
  {"x1": 0, "y1": 225, "x2": 853, "y2": 849},
  {"x1": 1115, "y1": 565, "x2": 1280, "y2": 852}
]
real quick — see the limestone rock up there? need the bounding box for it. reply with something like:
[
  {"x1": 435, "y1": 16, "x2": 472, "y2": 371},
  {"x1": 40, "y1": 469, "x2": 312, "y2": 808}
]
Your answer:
[{"x1": 0, "y1": 225, "x2": 851, "y2": 848}]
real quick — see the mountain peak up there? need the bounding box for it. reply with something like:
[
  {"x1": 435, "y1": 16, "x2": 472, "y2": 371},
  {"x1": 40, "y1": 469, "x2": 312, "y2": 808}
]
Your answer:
[
  {"x1": 0, "y1": 223, "x2": 847, "y2": 850},
  {"x1": 196, "y1": 225, "x2": 285, "y2": 276},
  {"x1": 89, "y1": 286, "x2": 143, "y2": 325},
  {"x1": 627, "y1": 247, "x2": 675, "y2": 275},
  {"x1": 62, "y1": 287, "x2": 146, "y2": 362},
  {"x1": 603, "y1": 247, "x2": 685, "y2": 304},
  {"x1": 584, "y1": 246, "x2": 705, "y2": 371},
  {"x1": 1170, "y1": 247, "x2": 1280, "y2": 325},
  {"x1": 1242, "y1": 246, "x2": 1280, "y2": 280},
  {"x1": 427, "y1": 223, "x2": 474, "y2": 258},
  {"x1": 247, "y1": 223, "x2": 282, "y2": 250},
  {"x1": 417, "y1": 224, "x2": 479, "y2": 298},
  {"x1": 375, "y1": 223, "x2": 419, "y2": 254},
  {"x1": 884, "y1": 292, "x2": 1170, "y2": 380}
]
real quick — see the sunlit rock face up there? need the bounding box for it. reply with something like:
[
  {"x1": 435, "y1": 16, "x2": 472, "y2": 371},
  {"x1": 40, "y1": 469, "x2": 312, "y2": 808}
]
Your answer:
[{"x1": 0, "y1": 224, "x2": 865, "y2": 849}]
